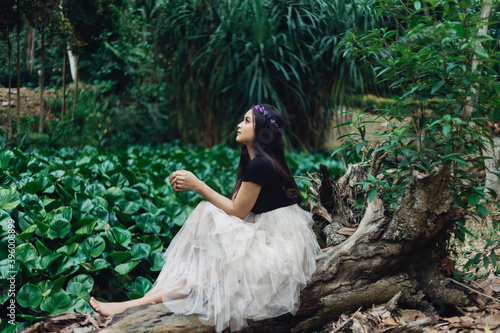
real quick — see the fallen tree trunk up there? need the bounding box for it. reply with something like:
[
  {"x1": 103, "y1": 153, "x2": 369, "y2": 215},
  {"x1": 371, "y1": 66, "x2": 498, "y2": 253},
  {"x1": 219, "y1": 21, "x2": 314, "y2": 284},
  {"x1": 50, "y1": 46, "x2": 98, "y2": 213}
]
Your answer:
[{"x1": 22, "y1": 162, "x2": 471, "y2": 333}]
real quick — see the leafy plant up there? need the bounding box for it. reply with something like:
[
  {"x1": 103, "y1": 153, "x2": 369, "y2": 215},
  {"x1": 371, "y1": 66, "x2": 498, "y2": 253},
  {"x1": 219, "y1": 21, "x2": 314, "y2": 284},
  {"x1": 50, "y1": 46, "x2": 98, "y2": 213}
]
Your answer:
[
  {"x1": 335, "y1": 0, "x2": 500, "y2": 262},
  {"x1": 0, "y1": 143, "x2": 340, "y2": 330}
]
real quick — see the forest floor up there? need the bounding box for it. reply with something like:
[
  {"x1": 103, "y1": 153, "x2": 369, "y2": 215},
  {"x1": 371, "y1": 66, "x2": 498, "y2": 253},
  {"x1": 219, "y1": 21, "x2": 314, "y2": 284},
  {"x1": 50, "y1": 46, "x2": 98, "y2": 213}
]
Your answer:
[
  {"x1": 321, "y1": 209, "x2": 500, "y2": 333},
  {"x1": 5, "y1": 87, "x2": 500, "y2": 332},
  {"x1": 0, "y1": 87, "x2": 58, "y2": 130}
]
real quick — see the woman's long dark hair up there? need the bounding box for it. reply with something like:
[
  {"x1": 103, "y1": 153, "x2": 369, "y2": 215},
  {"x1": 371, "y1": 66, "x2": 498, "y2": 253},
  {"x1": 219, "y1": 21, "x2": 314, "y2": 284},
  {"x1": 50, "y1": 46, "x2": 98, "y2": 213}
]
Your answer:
[{"x1": 231, "y1": 104, "x2": 303, "y2": 204}]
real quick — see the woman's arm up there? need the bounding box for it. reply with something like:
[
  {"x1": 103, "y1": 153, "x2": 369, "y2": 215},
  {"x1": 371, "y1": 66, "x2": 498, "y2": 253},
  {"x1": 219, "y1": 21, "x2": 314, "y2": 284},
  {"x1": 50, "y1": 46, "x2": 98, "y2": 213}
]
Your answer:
[{"x1": 170, "y1": 170, "x2": 261, "y2": 219}]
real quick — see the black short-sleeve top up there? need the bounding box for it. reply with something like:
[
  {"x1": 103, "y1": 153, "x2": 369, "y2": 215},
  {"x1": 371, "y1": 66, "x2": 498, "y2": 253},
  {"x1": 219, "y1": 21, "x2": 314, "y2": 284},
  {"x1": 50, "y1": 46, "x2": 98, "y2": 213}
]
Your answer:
[{"x1": 242, "y1": 156, "x2": 295, "y2": 214}]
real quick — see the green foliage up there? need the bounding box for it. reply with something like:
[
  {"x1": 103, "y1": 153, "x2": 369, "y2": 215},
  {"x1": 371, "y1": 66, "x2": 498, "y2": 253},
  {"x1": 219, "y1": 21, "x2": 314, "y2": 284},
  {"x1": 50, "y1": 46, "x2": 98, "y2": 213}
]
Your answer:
[
  {"x1": 335, "y1": 0, "x2": 500, "y2": 260},
  {"x1": 0, "y1": 0, "x2": 388, "y2": 149},
  {"x1": 146, "y1": 0, "x2": 387, "y2": 148},
  {"x1": 0, "y1": 142, "x2": 341, "y2": 329}
]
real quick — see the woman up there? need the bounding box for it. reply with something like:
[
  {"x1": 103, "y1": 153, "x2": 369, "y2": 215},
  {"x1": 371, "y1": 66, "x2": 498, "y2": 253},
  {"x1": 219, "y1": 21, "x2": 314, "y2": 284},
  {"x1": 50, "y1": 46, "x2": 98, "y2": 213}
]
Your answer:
[{"x1": 90, "y1": 104, "x2": 320, "y2": 332}]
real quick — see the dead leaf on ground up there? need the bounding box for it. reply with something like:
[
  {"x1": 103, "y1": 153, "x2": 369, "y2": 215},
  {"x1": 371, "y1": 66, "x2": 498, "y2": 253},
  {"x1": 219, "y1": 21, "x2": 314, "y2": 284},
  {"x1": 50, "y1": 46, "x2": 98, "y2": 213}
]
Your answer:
[{"x1": 476, "y1": 312, "x2": 500, "y2": 330}]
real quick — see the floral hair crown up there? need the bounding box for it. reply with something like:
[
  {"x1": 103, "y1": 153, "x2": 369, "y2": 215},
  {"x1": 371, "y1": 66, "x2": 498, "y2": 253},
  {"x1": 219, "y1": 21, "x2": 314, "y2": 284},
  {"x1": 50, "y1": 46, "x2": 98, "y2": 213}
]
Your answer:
[{"x1": 253, "y1": 105, "x2": 282, "y2": 134}]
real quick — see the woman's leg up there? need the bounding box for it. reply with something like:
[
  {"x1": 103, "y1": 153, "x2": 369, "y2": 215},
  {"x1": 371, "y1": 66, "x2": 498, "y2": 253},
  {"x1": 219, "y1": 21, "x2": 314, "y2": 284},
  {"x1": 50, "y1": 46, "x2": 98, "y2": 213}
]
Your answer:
[{"x1": 90, "y1": 286, "x2": 189, "y2": 317}]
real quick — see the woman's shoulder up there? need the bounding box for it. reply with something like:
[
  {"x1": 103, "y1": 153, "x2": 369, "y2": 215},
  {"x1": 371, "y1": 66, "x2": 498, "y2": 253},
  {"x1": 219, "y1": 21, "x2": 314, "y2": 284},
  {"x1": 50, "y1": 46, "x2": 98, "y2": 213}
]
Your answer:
[
  {"x1": 243, "y1": 156, "x2": 276, "y2": 183},
  {"x1": 247, "y1": 155, "x2": 275, "y2": 173}
]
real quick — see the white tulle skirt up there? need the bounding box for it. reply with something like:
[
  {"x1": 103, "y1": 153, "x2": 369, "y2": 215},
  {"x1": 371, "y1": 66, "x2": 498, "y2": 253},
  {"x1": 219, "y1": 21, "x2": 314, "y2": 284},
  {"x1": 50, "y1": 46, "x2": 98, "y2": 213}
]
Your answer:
[{"x1": 150, "y1": 201, "x2": 320, "y2": 332}]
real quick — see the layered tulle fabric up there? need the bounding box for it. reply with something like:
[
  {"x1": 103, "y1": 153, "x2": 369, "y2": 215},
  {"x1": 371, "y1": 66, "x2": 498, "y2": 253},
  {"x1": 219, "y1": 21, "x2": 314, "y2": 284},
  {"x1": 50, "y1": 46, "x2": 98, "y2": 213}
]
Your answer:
[{"x1": 150, "y1": 201, "x2": 320, "y2": 332}]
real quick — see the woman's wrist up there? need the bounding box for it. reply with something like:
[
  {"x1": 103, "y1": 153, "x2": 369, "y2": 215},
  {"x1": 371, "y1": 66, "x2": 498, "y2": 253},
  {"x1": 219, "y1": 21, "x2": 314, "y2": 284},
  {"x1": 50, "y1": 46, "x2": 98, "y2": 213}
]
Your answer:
[{"x1": 194, "y1": 179, "x2": 205, "y2": 193}]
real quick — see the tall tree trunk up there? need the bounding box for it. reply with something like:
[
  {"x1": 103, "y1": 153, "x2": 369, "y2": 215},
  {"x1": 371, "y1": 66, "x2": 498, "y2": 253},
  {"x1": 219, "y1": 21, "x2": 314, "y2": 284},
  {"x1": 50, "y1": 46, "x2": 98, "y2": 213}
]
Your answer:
[
  {"x1": 68, "y1": 48, "x2": 78, "y2": 82},
  {"x1": 62, "y1": 46, "x2": 67, "y2": 120},
  {"x1": 485, "y1": 124, "x2": 500, "y2": 198},
  {"x1": 72, "y1": 54, "x2": 79, "y2": 121},
  {"x1": 16, "y1": 1, "x2": 21, "y2": 135},
  {"x1": 462, "y1": 0, "x2": 492, "y2": 118},
  {"x1": 39, "y1": 32, "x2": 45, "y2": 133},
  {"x1": 25, "y1": 25, "x2": 36, "y2": 75},
  {"x1": 459, "y1": 0, "x2": 497, "y2": 197},
  {"x1": 8, "y1": 28, "x2": 13, "y2": 139}
]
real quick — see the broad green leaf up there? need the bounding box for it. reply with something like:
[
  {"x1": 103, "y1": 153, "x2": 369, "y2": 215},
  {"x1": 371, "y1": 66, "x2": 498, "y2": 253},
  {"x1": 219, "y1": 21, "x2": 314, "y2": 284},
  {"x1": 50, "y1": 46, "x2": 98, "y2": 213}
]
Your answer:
[
  {"x1": 69, "y1": 296, "x2": 88, "y2": 313},
  {"x1": 137, "y1": 213, "x2": 161, "y2": 234},
  {"x1": 0, "y1": 150, "x2": 15, "y2": 169},
  {"x1": 79, "y1": 198, "x2": 95, "y2": 213},
  {"x1": 81, "y1": 235, "x2": 106, "y2": 258},
  {"x1": 474, "y1": 48, "x2": 489, "y2": 59},
  {"x1": 142, "y1": 235, "x2": 163, "y2": 254},
  {"x1": 106, "y1": 227, "x2": 132, "y2": 248},
  {"x1": 36, "y1": 253, "x2": 61, "y2": 271},
  {"x1": 40, "y1": 291, "x2": 72, "y2": 315},
  {"x1": 69, "y1": 274, "x2": 94, "y2": 292},
  {"x1": 115, "y1": 261, "x2": 140, "y2": 275},
  {"x1": 48, "y1": 218, "x2": 71, "y2": 239},
  {"x1": 109, "y1": 251, "x2": 133, "y2": 264},
  {"x1": 36, "y1": 239, "x2": 52, "y2": 257},
  {"x1": 96, "y1": 161, "x2": 115, "y2": 177},
  {"x1": 130, "y1": 243, "x2": 151, "y2": 260},
  {"x1": 142, "y1": 200, "x2": 158, "y2": 214},
  {"x1": 17, "y1": 284, "x2": 43, "y2": 308},
  {"x1": 148, "y1": 253, "x2": 165, "y2": 271},
  {"x1": 57, "y1": 243, "x2": 79, "y2": 255},
  {"x1": 134, "y1": 276, "x2": 152, "y2": 297},
  {"x1": 0, "y1": 209, "x2": 12, "y2": 232},
  {"x1": 476, "y1": 204, "x2": 489, "y2": 217},
  {"x1": 0, "y1": 186, "x2": 20, "y2": 209},
  {"x1": 92, "y1": 205, "x2": 109, "y2": 223},
  {"x1": 67, "y1": 282, "x2": 90, "y2": 300},
  {"x1": 118, "y1": 201, "x2": 141, "y2": 214},
  {"x1": 92, "y1": 258, "x2": 111, "y2": 271},
  {"x1": 35, "y1": 219, "x2": 50, "y2": 236},
  {"x1": 122, "y1": 187, "x2": 142, "y2": 201},
  {"x1": 103, "y1": 187, "x2": 126, "y2": 203},
  {"x1": 108, "y1": 173, "x2": 129, "y2": 188},
  {"x1": 467, "y1": 193, "x2": 480, "y2": 207},
  {"x1": 21, "y1": 180, "x2": 44, "y2": 194},
  {"x1": 75, "y1": 221, "x2": 96, "y2": 235},
  {"x1": 16, "y1": 243, "x2": 38, "y2": 263},
  {"x1": 84, "y1": 183, "x2": 106, "y2": 197},
  {"x1": 50, "y1": 256, "x2": 80, "y2": 277},
  {"x1": 113, "y1": 208, "x2": 135, "y2": 223},
  {"x1": 61, "y1": 173, "x2": 87, "y2": 192},
  {"x1": 18, "y1": 224, "x2": 37, "y2": 240}
]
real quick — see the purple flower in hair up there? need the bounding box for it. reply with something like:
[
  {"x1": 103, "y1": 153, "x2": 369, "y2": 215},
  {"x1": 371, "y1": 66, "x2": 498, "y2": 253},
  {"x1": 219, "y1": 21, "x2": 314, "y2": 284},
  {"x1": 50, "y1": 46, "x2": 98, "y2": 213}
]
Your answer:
[{"x1": 251, "y1": 104, "x2": 283, "y2": 135}]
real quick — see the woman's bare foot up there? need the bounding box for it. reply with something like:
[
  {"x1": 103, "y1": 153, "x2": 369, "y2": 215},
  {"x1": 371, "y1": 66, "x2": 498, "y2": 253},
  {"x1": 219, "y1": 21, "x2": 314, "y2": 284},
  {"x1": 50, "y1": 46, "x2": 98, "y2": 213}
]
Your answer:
[{"x1": 89, "y1": 296, "x2": 137, "y2": 317}]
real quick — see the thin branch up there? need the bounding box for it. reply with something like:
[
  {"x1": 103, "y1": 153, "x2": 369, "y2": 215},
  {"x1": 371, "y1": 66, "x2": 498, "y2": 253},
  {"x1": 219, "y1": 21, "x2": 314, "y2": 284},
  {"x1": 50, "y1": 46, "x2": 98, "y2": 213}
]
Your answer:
[{"x1": 446, "y1": 278, "x2": 500, "y2": 304}]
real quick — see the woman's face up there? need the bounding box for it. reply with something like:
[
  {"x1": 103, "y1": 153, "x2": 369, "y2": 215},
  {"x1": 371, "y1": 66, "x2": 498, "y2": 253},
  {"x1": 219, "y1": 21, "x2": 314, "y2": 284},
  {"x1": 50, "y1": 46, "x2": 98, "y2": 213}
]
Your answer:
[{"x1": 236, "y1": 109, "x2": 255, "y2": 146}]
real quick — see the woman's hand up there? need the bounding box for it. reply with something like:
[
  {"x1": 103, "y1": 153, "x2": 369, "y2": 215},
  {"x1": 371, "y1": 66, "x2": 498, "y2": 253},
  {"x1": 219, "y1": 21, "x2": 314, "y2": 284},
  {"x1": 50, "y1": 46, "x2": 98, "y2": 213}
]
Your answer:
[{"x1": 170, "y1": 170, "x2": 201, "y2": 192}]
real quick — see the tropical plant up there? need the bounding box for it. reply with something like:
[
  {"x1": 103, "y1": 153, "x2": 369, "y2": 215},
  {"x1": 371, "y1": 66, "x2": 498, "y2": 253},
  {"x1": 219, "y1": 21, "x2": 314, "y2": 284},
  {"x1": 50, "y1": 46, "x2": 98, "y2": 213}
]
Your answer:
[
  {"x1": 0, "y1": 143, "x2": 342, "y2": 331},
  {"x1": 336, "y1": 0, "x2": 500, "y2": 269},
  {"x1": 154, "y1": 0, "x2": 387, "y2": 148}
]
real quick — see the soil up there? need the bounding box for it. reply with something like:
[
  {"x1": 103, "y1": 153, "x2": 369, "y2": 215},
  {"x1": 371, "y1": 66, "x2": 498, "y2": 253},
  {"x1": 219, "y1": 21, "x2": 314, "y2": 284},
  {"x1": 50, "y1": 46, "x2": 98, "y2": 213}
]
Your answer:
[{"x1": 0, "y1": 87, "x2": 58, "y2": 130}]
